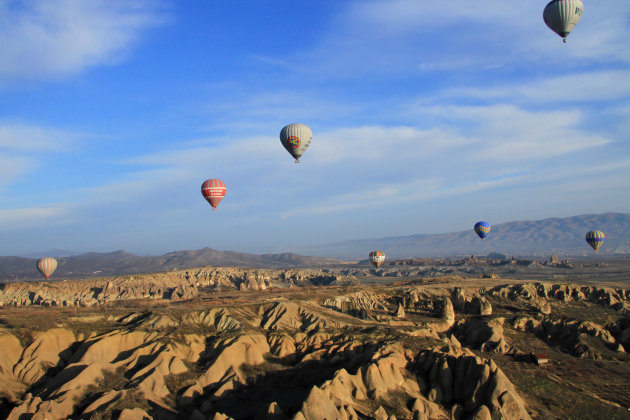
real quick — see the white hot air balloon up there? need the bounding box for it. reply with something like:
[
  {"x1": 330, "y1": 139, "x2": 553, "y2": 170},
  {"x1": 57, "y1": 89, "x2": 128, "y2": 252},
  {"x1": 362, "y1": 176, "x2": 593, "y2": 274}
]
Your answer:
[
  {"x1": 280, "y1": 123, "x2": 312, "y2": 163},
  {"x1": 543, "y1": 0, "x2": 583, "y2": 43},
  {"x1": 37, "y1": 257, "x2": 58, "y2": 279}
]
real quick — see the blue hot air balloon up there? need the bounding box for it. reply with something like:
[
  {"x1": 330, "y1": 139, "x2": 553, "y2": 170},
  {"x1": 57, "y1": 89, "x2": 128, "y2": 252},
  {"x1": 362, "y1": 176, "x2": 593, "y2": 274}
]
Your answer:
[
  {"x1": 585, "y1": 230, "x2": 605, "y2": 252},
  {"x1": 474, "y1": 221, "x2": 491, "y2": 240}
]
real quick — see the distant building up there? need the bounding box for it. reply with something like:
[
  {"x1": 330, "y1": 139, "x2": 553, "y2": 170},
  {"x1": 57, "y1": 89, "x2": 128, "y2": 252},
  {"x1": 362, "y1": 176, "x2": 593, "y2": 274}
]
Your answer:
[{"x1": 534, "y1": 353, "x2": 550, "y2": 365}]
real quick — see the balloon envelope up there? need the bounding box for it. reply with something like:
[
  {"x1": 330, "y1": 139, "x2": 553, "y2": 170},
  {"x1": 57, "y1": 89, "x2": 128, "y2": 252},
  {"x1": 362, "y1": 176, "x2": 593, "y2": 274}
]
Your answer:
[
  {"x1": 369, "y1": 250, "x2": 386, "y2": 268},
  {"x1": 37, "y1": 257, "x2": 57, "y2": 279},
  {"x1": 543, "y1": 0, "x2": 583, "y2": 41},
  {"x1": 201, "y1": 179, "x2": 226, "y2": 211},
  {"x1": 474, "y1": 221, "x2": 491, "y2": 239},
  {"x1": 280, "y1": 123, "x2": 312, "y2": 163},
  {"x1": 585, "y1": 230, "x2": 605, "y2": 252}
]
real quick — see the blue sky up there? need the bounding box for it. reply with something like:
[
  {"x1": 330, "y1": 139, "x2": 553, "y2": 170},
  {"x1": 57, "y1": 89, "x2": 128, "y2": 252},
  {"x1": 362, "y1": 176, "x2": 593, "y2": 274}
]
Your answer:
[{"x1": 1, "y1": 0, "x2": 629, "y2": 256}]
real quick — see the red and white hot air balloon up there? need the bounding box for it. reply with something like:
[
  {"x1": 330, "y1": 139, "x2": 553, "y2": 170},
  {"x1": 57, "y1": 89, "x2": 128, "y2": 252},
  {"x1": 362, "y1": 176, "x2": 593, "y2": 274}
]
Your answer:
[
  {"x1": 201, "y1": 179, "x2": 226, "y2": 211},
  {"x1": 37, "y1": 257, "x2": 57, "y2": 279}
]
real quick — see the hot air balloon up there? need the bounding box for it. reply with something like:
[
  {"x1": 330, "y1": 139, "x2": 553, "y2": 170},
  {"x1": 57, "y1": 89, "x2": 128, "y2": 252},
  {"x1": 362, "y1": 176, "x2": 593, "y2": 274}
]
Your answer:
[
  {"x1": 543, "y1": 0, "x2": 583, "y2": 43},
  {"x1": 369, "y1": 251, "x2": 386, "y2": 268},
  {"x1": 585, "y1": 230, "x2": 605, "y2": 252},
  {"x1": 201, "y1": 179, "x2": 226, "y2": 211},
  {"x1": 37, "y1": 257, "x2": 57, "y2": 279},
  {"x1": 474, "y1": 221, "x2": 491, "y2": 240},
  {"x1": 280, "y1": 123, "x2": 312, "y2": 163}
]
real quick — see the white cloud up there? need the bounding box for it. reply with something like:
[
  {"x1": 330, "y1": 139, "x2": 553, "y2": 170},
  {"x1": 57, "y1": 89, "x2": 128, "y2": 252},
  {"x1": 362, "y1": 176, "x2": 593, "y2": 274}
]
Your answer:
[
  {"x1": 0, "y1": 0, "x2": 166, "y2": 82},
  {"x1": 408, "y1": 104, "x2": 610, "y2": 161},
  {"x1": 0, "y1": 155, "x2": 35, "y2": 190},
  {"x1": 447, "y1": 70, "x2": 630, "y2": 103},
  {"x1": 0, "y1": 205, "x2": 69, "y2": 228},
  {"x1": 279, "y1": 0, "x2": 630, "y2": 79},
  {"x1": 279, "y1": 172, "x2": 529, "y2": 219},
  {"x1": 0, "y1": 122, "x2": 84, "y2": 191},
  {"x1": 0, "y1": 123, "x2": 79, "y2": 151},
  {"x1": 309, "y1": 126, "x2": 467, "y2": 165}
]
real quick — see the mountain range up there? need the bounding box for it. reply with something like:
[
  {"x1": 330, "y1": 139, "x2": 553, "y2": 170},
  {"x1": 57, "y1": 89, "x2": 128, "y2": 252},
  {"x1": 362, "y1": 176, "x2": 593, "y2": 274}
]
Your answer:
[
  {"x1": 2, "y1": 213, "x2": 629, "y2": 281},
  {"x1": 308, "y1": 212, "x2": 630, "y2": 259},
  {"x1": 0, "y1": 249, "x2": 345, "y2": 282}
]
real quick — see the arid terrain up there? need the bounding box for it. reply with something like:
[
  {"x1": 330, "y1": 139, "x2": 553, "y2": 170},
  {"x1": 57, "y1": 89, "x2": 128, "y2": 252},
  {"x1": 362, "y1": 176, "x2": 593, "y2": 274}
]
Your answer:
[{"x1": 0, "y1": 263, "x2": 629, "y2": 419}]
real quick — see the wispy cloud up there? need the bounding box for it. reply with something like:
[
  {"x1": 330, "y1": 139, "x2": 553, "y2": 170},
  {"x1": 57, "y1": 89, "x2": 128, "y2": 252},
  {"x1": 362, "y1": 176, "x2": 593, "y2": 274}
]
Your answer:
[
  {"x1": 444, "y1": 70, "x2": 630, "y2": 103},
  {"x1": 278, "y1": 172, "x2": 530, "y2": 219},
  {"x1": 0, "y1": 122, "x2": 83, "y2": 191},
  {"x1": 0, "y1": 155, "x2": 35, "y2": 190},
  {"x1": 272, "y1": 0, "x2": 630, "y2": 79},
  {"x1": 0, "y1": 122, "x2": 79, "y2": 151},
  {"x1": 0, "y1": 205, "x2": 70, "y2": 228},
  {"x1": 406, "y1": 104, "x2": 610, "y2": 161},
  {"x1": 0, "y1": 0, "x2": 167, "y2": 82}
]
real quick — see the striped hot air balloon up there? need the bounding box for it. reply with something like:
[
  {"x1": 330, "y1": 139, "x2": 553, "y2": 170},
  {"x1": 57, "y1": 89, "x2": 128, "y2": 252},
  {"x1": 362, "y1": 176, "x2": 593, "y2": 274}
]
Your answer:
[
  {"x1": 474, "y1": 221, "x2": 491, "y2": 240},
  {"x1": 280, "y1": 123, "x2": 312, "y2": 163},
  {"x1": 201, "y1": 179, "x2": 226, "y2": 211},
  {"x1": 369, "y1": 251, "x2": 386, "y2": 268},
  {"x1": 37, "y1": 257, "x2": 57, "y2": 279},
  {"x1": 543, "y1": 0, "x2": 583, "y2": 43},
  {"x1": 585, "y1": 230, "x2": 605, "y2": 252}
]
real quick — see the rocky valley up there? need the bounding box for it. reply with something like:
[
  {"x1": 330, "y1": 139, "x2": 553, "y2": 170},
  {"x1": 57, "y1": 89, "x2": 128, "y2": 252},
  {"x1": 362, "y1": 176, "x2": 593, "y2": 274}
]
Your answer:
[{"x1": 0, "y1": 266, "x2": 629, "y2": 419}]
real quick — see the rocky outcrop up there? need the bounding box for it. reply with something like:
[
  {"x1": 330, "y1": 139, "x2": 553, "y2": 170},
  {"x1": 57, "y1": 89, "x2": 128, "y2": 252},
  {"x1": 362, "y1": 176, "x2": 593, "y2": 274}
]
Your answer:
[
  {"x1": 535, "y1": 317, "x2": 624, "y2": 358},
  {"x1": 291, "y1": 343, "x2": 531, "y2": 420},
  {"x1": 414, "y1": 349, "x2": 531, "y2": 419},
  {"x1": 491, "y1": 282, "x2": 629, "y2": 314},
  {"x1": 179, "y1": 334, "x2": 270, "y2": 405},
  {"x1": 0, "y1": 267, "x2": 350, "y2": 307},
  {"x1": 0, "y1": 330, "x2": 26, "y2": 401},
  {"x1": 452, "y1": 288, "x2": 492, "y2": 316},
  {"x1": 396, "y1": 303, "x2": 405, "y2": 318},
  {"x1": 7, "y1": 329, "x2": 202, "y2": 419},
  {"x1": 182, "y1": 308, "x2": 241, "y2": 331},
  {"x1": 293, "y1": 343, "x2": 436, "y2": 420},
  {"x1": 455, "y1": 318, "x2": 513, "y2": 354},
  {"x1": 260, "y1": 302, "x2": 346, "y2": 332},
  {"x1": 13, "y1": 328, "x2": 76, "y2": 385},
  {"x1": 607, "y1": 318, "x2": 630, "y2": 352},
  {"x1": 255, "y1": 401, "x2": 288, "y2": 420},
  {"x1": 322, "y1": 291, "x2": 388, "y2": 313}
]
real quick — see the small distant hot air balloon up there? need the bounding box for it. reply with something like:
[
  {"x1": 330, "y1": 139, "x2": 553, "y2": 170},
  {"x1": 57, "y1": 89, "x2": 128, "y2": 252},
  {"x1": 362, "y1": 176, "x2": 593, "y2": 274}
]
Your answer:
[
  {"x1": 543, "y1": 0, "x2": 583, "y2": 43},
  {"x1": 585, "y1": 230, "x2": 605, "y2": 252},
  {"x1": 369, "y1": 251, "x2": 386, "y2": 268},
  {"x1": 474, "y1": 221, "x2": 491, "y2": 240},
  {"x1": 280, "y1": 123, "x2": 312, "y2": 163},
  {"x1": 37, "y1": 257, "x2": 57, "y2": 279},
  {"x1": 201, "y1": 179, "x2": 226, "y2": 211}
]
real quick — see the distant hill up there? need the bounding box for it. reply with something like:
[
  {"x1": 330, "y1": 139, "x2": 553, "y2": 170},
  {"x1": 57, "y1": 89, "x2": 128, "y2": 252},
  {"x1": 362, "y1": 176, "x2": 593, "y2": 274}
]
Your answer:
[
  {"x1": 308, "y1": 213, "x2": 630, "y2": 259},
  {"x1": 18, "y1": 249, "x2": 81, "y2": 258},
  {"x1": 0, "y1": 248, "x2": 346, "y2": 282},
  {"x1": 4, "y1": 213, "x2": 629, "y2": 281}
]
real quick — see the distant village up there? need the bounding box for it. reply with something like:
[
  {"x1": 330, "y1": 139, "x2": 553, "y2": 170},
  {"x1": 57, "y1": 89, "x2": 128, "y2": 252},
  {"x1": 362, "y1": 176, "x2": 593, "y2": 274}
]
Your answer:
[{"x1": 389, "y1": 253, "x2": 608, "y2": 270}]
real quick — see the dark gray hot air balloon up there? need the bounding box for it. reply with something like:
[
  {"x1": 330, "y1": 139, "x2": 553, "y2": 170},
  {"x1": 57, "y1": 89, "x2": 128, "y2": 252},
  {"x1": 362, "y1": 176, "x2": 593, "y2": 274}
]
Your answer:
[
  {"x1": 280, "y1": 123, "x2": 312, "y2": 163},
  {"x1": 543, "y1": 0, "x2": 583, "y2": 43}
]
